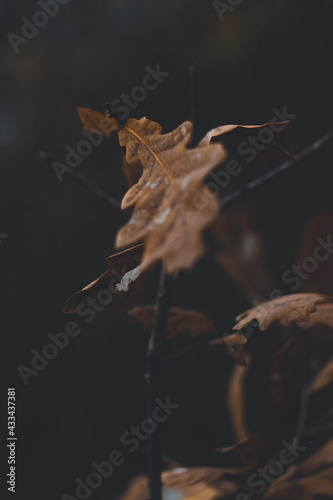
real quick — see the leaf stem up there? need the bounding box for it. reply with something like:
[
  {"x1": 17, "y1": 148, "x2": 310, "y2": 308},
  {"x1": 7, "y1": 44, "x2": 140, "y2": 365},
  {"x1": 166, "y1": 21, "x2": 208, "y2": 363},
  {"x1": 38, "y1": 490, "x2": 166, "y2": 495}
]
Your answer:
[
  {"x1": 146, "y1": 266, "x2": 174, "y2": 500},
  {"x1": 220, "y1": 130, "x2": 333, "y2": 213}
]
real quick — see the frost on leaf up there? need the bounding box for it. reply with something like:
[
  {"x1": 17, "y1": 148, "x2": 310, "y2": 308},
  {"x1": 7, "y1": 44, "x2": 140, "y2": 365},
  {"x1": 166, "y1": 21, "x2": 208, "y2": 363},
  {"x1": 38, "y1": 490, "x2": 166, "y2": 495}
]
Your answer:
[
  {"x1": 116, "y1": 265, "x2": 143, "y2": 293},
  {"x1": 62, "y1": 244, "x2": 146, "y2": 314}
]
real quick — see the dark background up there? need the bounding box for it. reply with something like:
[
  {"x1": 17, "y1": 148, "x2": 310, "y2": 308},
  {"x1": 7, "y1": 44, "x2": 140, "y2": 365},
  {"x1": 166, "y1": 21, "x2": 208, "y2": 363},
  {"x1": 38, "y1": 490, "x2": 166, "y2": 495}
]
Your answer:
[{"x1": 1, "y1": 0, "x2": 333, "y2": 498}]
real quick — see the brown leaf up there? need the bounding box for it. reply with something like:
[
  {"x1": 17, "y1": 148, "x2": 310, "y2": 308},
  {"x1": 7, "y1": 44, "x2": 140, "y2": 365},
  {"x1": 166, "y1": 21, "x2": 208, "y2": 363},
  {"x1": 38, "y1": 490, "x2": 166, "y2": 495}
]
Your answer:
[
  {"x1": 129, "y1": 306, "x2": 215, "y2": 340},
  {"x1": 227, "y1": 361, "x2": 251, "y2": 441},
  {"x1": 215, "y1": 434, "x2": 264, "y2": 469},
  {"x1": 77, "y1": 107, "x2": 119, "y2": 137},
  {"x1": 297, "y1": 301, "x2": 333, "y2": 330},
  {"x1": 214, "y1": 206, "x2": 272, "y2": 303},
  {"x1": 115, "y1": 118, "x2": 226, "y2": 273},
  {"x1": 233, "y1": 293, "x2": 333, "y2": 332},
  {"x1": 122, "y1": 157, "x2": 143, "y2": 188},
  {"x1": 199, "y1": 121, "x2": 294, "y2": 161},
  {"x1": 119, "y1": 467, "x2": 243, "y2": 500},
  {"x1": 209, "y1": 333, "x2": 247, "y2": 366},
  {"x1": 62, "y1": 244, "x2": 146, "y2": 314},
  {"x1": 263, "y1": 439, "x2": 333, "y2": 499}
]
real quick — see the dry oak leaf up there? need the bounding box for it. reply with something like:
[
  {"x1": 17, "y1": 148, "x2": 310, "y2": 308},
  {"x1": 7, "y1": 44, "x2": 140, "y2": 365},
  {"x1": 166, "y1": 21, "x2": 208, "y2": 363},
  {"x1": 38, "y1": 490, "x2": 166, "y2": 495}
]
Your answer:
[
  {"x1": 198, "y1": 121, "x2": 294, "y2": 161},
  {"x1": 119, "y1": 467, "x2": 242, "y2": 500},
  {"x1": 263, "y1": 439, "x2": 333, "y2": 499},
  {"x1": 298, "y1": 301, "x2": 333, "y2": 330},
  {"x1": 129, "y1": 306, "x2": 215, "y2": 341},
  {"x1": 209, "y1": 333, "x2": 248, "y2": 366},
  {"x1": 115, "y1": 118, "x2": 226, "y2": 274},
  {"x1": 122, "y1": 156, "x2": 142, "y2": 188},
  {"x1": 78, "y1": 107, "x2": 119, "y2": 138},
  {"x1": 62, "y1": 244, "x2": 146, "y2": 314},
  {"x1": 233, "y1": 293, "x2": 333, "y2": 332},
  {"x1": 215, "y1": 434, "x2": 264, "y2": 469}
]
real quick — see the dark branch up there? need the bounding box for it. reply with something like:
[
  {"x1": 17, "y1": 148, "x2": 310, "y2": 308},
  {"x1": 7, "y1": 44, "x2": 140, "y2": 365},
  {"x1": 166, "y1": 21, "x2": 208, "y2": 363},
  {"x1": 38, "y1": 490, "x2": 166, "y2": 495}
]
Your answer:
[
  {"x1": 220, "y1": 130, "x2": 333, "y2": 213},
  {"x1": 146, "y1": 266, "x2": 174, "y2": 500}
]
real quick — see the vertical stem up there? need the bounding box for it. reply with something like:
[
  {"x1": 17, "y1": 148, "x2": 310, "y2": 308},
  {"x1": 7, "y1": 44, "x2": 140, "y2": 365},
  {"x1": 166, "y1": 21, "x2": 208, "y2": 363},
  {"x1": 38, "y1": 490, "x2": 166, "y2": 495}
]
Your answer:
[{"x1": 146, "y1": 266, "x2": 174, "y2": 500}]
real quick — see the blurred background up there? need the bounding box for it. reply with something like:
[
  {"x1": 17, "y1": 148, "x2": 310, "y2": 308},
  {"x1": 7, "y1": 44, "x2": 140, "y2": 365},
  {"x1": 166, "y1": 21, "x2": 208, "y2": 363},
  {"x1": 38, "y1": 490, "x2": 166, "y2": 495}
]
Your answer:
[{"x1": 1, "y1": 0, "x2": 333, "y2": 498}]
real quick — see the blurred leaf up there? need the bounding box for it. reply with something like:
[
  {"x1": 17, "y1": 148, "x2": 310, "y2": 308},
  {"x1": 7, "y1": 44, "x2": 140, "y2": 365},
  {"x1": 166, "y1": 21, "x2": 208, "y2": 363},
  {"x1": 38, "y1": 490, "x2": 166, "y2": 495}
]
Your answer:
[
  {"x1": 199, "y1": 121, "x2": 294, "y2": 161},
  {"x1": 263, "y1": 439, "x2": 333, "y2": 499},
  {"x1": 210, "y1": 333, "x2": 247, "y2": 366},
  {"x1": 215, "y1": 434, "x2": 264, "y2": 469},
  {"x1": 233, "y1": 293, "x2": 333, "y2": 331},
  {"x1": 130, "y1": 306, "x2": 215, "y2": 340}
]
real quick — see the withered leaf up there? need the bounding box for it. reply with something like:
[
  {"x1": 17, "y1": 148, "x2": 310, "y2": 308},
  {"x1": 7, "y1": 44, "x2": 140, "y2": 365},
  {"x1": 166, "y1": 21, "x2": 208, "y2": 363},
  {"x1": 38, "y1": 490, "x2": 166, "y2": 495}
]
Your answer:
[
  {"x1": 129, "y1": 306, "x2": 215, "y2": 340},
  {"x1": 297, "y1": 301, "x2": 333, "y2": 330},
  {"x1": 227, "y1": 362, "x2": 250, "y2": 441},
  {"x1": 209, "y1": 333, "x2": 247, "y2": 366},
  {"x1": 215, "y1": 434, "x2": 264, "y2": 469},
  {"x1": 115, "y1": 118, "x2": 226, "y2": 273},
  {"x1": 122, "y1": 157, "x2": 142, "y2": 188},
  {"x1": 233, "y1": 293, "x2": 333, "y2": 332},
  {"x1": 77, "y1": 106, "x2": 119, "y2": 138},
  {"x1": 263, "y1": 439, "x2": 333, "y2": 499},
  {"x1": 119, "y1": 467, "x2": 243, "y2": 500},
  {"x1": 199, "y1": 121, "x2": 294, "y2": 161},
  {"x1": 62, "y1": 244, "x2": 146, "y2": 314}
]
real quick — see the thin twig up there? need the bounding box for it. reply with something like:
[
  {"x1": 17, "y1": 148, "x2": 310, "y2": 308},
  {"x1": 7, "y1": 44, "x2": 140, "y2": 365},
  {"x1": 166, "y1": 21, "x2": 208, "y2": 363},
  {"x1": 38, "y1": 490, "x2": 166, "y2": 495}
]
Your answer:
[
  {"x1": 146, "y1": 266, "x2": 174, "y2": 500},
  {"x1": 221, "y1": 130, "x2": 333, "y2": 213},
  {"x1": 38, "y1": 150, "x2": 121, "y2": 209},
  {"x1": 71, "y1": 170, "x2": 121, "y2": 209}
]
